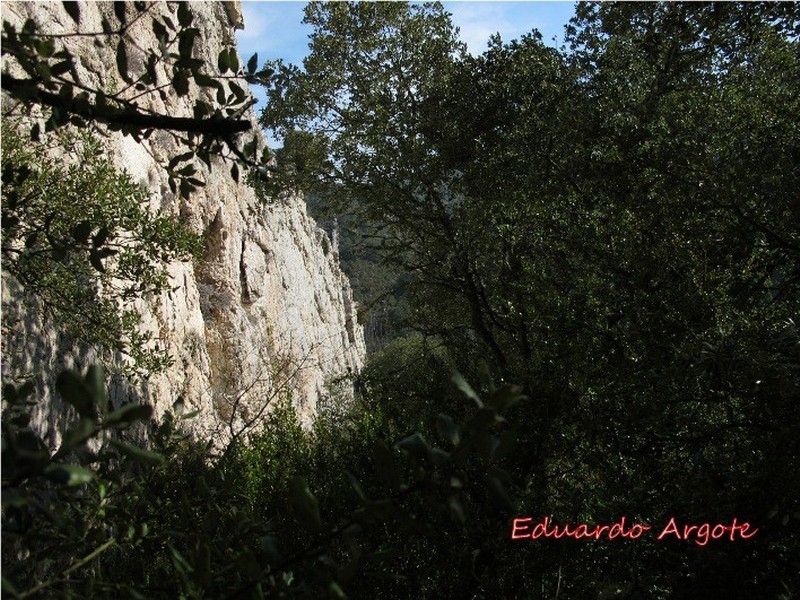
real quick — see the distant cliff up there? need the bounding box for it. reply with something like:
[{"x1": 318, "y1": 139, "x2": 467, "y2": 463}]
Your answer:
[{"x1": 1, "y1": 1, "x2": 366, "y2": 448}]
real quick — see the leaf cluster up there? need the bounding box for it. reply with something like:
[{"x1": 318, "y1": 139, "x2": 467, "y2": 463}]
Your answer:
[
  {"x1": 2, "y1": 364, "x2": 524, "y2": 599},
  {"x1": 1, "y1": 1, "x2": 272, "y2": 199},
  {"x1": 2, "y1": 123, "x2": 201, "y2": 374}
]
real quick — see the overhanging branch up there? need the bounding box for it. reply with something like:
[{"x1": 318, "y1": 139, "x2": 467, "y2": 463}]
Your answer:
[{"x1": 2, "y1": 74, "x2": 252, "y2": 135}]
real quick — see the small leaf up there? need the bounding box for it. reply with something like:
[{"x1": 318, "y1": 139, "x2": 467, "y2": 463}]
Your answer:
[
  {"x1": 168, "y1": 545, "x2": 193, "y2": 575},
  {"x1": 194, "y1": 73, "x2": 219, "y2": 89},
  {"x1": 173, "y1": 69, "x2": 190, "y2": 96},
  {"x1": 396, "y1": 433, "x2": 432, "y2": 463},
  {"x1": 50, "y1": 60, "x2": 72, "y2": 77},
  {"x1": 178, "y1": 27, "x2": 199, "y2": 60},
  {"x1": 430, "y1": 447, "x2": 450, "y2": 466},
  {"x1": 218, "y1": 49, "x2": 230, "y2": 73},
  {"x1": 288, "y1": 476, "x2": 322, "y2": 530},
  {"x1": 24, "y1": 231, "x2": 39, "y2": 249},
  {"x1": 172, "y1": 397, "x2": 185, "y2": 417},
  {"x1": 256, "y1": 67, "x2": 275, "y2": 82},
  {"x1": 2, "y1": 383, "x2": 17, "y2": 403},
  {"x1": 84, "y1": 364, "x2": 106, "y2": 407},
  {"x1": 179, "y1": 179, "x2": 192, "y2": 199},
  {"x1": 228, "y1": 48, "x2": 239, "y2": 72},
  {"x1": 452, "y1": 372, "x2": 482, "y2": 408},
  {"x1": 152, "y1": 19, "x2": 167, "y2": 41},
  {"x1": 487, "y1": 384, "x2": 524, "y2": 411},
  {"x1": 44, "y1": 464, "x2": 95, "y2": 486},
  {"x1": 105, "y1": 403, "x2": 153, "y2": 425},
  {"x1": 56, "y1": 370, "x2": 96, "y2": 419},
  {"x1": 92, "y1": 226, "x2": 110, "y2": 247},
  {"x1": 35, "y1": 62, "x2": 52, "y2": 83},
  {"x1": 167, "y1": 151, "x2": 195, "y2": 170},
  {"x1": 17, "y1": 380, "x2": 35, "y2": 400},
  {"x1": 109, "y1": 439, "x2": 165, "y2": 465},
  {"x1": 89, "y1": 248, "x2": 106, "y2": 273},
  {"x1": 177, "y1": 1, "x2": 193, "y2": 27},
  {"x1": 329, "y1": 582, "x2": 347, "y2": 599},
  {"x1": 436, "y1": 413, "x2": 460, "y2": 446},
  {"x1": 55, "y1": 418, "x2": 96, "y2": 457},
  {"x1": 229, "y1": 81, "x2": 246, "y2": 103},
  {"x1": 72, "y1": 220, "x2": 92, "y2": 244},
  {"x1": 247, "y1": 52, "x2": 258, "y2": 75},
  {"x1": 37, "y1": 38, "x2": 55, "y2": 57}
]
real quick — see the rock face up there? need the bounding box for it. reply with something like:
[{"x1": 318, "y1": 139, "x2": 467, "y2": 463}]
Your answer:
[{"x1": 1, "y1": 1, "x2": 365, "y2": 446}]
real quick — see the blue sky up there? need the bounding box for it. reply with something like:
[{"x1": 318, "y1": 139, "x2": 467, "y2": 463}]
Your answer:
[{"x1": 235, "y1": 2, "x2": 578, "y2": 143}]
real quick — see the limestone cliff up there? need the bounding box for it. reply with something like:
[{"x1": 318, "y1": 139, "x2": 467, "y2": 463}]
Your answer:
[{"x1": 1, "y1": 1, "x2": 366, "y2": 447}]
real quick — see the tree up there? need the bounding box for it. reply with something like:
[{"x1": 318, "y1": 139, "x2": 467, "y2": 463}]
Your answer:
[
  {"x1": 261, "y1": 1, "x2": 800, "y2": 595},
  {"x1": 2, "y1": 124, "x2": 200, "y2": 373},
  {"x1": 260, "y1": 3, "x2": 569, "y2": 380}
]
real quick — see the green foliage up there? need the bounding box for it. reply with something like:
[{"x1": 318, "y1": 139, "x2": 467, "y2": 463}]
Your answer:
[
  {"x1": 1, "y1": 2, "x2": 272, "y2": 196},
  {"x1": 237, "y1": 399, "x2": 310, "y2": 505},
  {"x1": 3, "y1": 365, "x2": 523, "y2": 599},
  {"x1": 260, "y1": 2, "x2": 464, "y2": 201},
  {"x1": 2, "y1": 365, "x2": 162, "y2": 599},
  {"x1": 261, "y1": 1, "x2": 800, "y2": 596},
  {"x1": 3, "y1": 2, "x2": 800, "y2": 598},
  {"x1": 2, "y1": 123, "x2": 201, "y2": 373},
  {"x1": 358, "y1": 333, "x2": 456, "y2": 439}
]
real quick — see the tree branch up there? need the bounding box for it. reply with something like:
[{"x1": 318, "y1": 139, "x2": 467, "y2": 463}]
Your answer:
[{"x1": 2, "y1": 75, "x2": 252, "y2": 135}]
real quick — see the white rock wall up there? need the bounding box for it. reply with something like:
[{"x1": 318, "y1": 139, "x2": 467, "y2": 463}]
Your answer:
[{"x1": 1, "y1": 1, "x2": 365, "y2": 446}]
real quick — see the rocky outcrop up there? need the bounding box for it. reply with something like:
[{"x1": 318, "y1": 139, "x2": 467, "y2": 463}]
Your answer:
[{"x1": 1, "y1": 1, "x2": 365, "y2": 446}]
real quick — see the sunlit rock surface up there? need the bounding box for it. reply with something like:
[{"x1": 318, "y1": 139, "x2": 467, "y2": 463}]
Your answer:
[{"x1": 1, "y1": 1, "x2": 365, "y2": 447}]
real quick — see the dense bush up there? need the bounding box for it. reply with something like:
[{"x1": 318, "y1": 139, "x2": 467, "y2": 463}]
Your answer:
[{"x1": 2, "y1": 365, "x2": 524, "y2": 599}]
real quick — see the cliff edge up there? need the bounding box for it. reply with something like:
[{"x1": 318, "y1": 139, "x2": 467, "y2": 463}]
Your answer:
[{"x1": 1, "y1": 1, "x2": 366, "y2": 447}]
